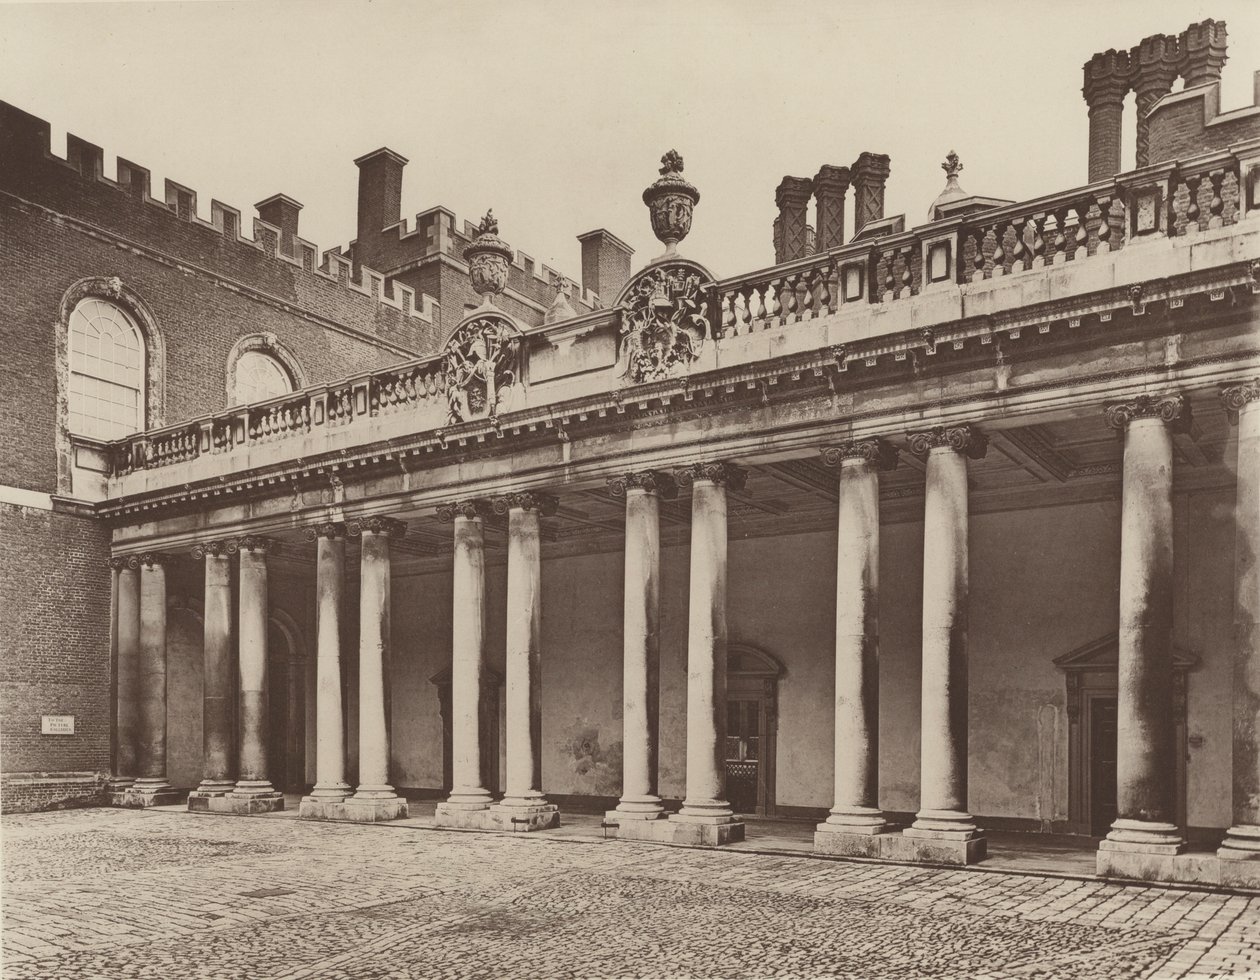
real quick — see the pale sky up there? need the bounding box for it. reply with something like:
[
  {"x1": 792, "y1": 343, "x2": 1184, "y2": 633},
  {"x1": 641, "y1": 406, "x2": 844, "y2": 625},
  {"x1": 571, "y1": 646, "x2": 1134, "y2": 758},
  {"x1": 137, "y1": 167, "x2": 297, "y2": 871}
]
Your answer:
[{"x1": 3, "y1": 0, "x2": 1259, "y2": 285}]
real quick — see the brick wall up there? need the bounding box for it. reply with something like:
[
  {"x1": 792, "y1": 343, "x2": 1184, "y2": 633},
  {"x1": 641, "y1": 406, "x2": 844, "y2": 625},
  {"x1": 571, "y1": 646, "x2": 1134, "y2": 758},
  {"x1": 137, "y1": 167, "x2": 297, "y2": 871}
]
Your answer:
[
  {"x1": 0, "y1": 503, "x2": 112, "y2": 811},
  {"x1": 1148, "y1": 84, "x2": 1260, "y2": 165}
]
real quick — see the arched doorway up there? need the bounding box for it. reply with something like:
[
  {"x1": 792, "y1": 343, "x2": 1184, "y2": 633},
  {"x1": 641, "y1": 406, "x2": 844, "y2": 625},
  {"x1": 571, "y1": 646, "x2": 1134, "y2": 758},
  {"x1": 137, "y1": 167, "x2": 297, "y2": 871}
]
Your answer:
[
  {"x1": 725, "y1": 644, "x2": 783, "y2": 817},
  {"x1": 266, "y1": 611, "x2": 308, "y2": 794}
]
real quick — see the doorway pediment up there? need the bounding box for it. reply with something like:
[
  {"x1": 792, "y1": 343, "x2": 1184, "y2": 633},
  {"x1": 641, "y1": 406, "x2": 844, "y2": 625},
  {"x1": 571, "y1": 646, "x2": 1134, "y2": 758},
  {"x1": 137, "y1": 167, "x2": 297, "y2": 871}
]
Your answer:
[{"x1": 1052, "y1": 632, "x2": 1199, "y2": 674}]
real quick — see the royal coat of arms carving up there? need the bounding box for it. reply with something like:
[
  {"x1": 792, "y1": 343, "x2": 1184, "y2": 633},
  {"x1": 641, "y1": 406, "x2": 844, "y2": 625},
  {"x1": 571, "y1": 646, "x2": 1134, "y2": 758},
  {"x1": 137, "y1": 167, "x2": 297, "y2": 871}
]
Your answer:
[
  {"x1": 618, "y1": 262, "x2": 712, "y2": 385},
  {"x1": 443, "y1": 313, "x2": 522, "y2": 424}
]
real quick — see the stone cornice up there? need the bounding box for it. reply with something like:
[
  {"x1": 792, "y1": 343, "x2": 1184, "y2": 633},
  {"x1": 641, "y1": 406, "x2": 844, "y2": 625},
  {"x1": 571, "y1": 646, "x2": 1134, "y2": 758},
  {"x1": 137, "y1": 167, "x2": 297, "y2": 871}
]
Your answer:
[
  {"x1": 608, "y1": 470, "x2": 679, "y2": 500},
  {"x1": 906, "y1": 424, "x2": 989, "y2": 459},
  {"x1": 820, "y1": 439, "x2": 899, "y2": 470},
  {"x1": 1103, "y1": 392, "x2": 1191, "y2": 431}
]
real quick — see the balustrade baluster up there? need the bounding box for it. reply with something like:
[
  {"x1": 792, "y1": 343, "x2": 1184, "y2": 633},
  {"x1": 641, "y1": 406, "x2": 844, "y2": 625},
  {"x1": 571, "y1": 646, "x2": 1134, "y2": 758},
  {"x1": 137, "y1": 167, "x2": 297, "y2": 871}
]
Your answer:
[
  {"x1": 1208, "y1": 170, "x2": 1225, "y2": 228},
  {"x1": 989, "y1": 226, "x2": 1005, "y2": 278}
]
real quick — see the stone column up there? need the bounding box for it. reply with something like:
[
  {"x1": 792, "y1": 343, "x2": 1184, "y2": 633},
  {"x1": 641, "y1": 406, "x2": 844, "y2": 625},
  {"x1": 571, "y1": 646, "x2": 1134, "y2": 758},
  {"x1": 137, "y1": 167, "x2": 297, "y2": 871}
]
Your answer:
[
  {"x1": 487, "y1": 492, "x2": 560, "y2": 831},
  {"x1": 435, "y1": 502, "x2": 494, "y2": 826},
  {"x1": 670, "y1": 462, "x2": 746, "y2": 844},
  {"x1": 1099, "y1": 394, "x2": 1188, "y2": 863},
  {"x1": 109, "y1": 557, "x2": 140, "y2": 798},
  {"x1": 223, "y1": 537, "x2": 284, "y2": 813},
  {"x1": 340, "y1": 517, "x2": 408, "y2": 821},
  {"x1": 188, "y1": 541, "x2": 236, "y2": 808},
  {"x1": 850, "y1": 152, "x2": 891, "y2": 237},
  {"x1": 813, "y1": 165, "x2": 850, "y2": 252},
  {"x1": 1220, "y1": 381, "x2": 1260, "y2": 871},
  {"x1": 1082, "y1": 52, "x2": 1130, "y2": 182},
  {"x1": 815, "y1": 440, "x2": 898, "y2": 856},
  {"x1": 609, "y1": 471, "x2": 676, "y2": 823},
  {"x1": 300, "y1": 523, "x2": 353, "y2": 819},
  {"x1": 774, "y1": 176, "x2": 813, "y2": 263},
  {"x1": 904, "y1": 425, "x2": 987, "y2": 864},
  {"x1": 127, "y1": 554, "x2": 179, "y2": 806}
]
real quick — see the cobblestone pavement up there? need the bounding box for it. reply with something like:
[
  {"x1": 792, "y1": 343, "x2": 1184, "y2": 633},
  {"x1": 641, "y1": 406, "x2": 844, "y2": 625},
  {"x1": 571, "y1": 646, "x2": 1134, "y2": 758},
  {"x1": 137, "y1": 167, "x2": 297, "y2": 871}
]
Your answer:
[{"x1": 2, "y1": 809, "x2": 1259, "y2": 979}]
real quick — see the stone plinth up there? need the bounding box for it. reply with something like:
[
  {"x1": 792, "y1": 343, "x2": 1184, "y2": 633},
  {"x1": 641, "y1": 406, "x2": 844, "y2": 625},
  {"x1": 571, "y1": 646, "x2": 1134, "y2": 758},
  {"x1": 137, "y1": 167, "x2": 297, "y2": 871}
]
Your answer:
[
  {"x1": 193, "y1": 790, "x2": 285, "y2": 815},
  {"x1": 615, "y1": 815, "x2": 745, "y2": 847},
  {"x1": 110, "y1": 785, "x2": 182, "y2": 808},
  {"x1": 299, "y1": 797, "x2": 407, "y2": 823},
  {"x1": 814, "y1": 828, "x2": 986, "y2": 865},
  {"x1": 434, "y1": 802, "x2": 560, "y2": 832},
  {"x1": 1099, "y1": 849, "x2": 1260, "y2": 889}
]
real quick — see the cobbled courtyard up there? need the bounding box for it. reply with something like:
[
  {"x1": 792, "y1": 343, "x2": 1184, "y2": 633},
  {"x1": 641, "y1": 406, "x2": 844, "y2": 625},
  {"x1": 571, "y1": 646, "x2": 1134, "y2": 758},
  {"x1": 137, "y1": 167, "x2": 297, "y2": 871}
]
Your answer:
[{"x1": 2, "y1": 808, "x2": 1259, "y2": 979}]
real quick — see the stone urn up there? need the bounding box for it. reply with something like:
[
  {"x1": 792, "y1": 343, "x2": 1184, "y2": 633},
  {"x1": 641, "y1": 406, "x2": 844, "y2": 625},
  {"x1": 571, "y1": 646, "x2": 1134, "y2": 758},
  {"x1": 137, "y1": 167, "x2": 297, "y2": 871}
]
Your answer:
[
  {"x1": 464, "y1": 210, "x2": 514, "y2": 303},
  {"x1": 642, "y1": 149, "x2": 700, "y2": 258}
]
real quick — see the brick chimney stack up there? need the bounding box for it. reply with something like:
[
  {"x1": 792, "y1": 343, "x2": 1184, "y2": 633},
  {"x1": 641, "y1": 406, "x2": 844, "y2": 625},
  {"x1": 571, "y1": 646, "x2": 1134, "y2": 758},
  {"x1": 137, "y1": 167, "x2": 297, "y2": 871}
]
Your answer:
[
  {"x1": 812, "y1": 165, "x2": 850, "y2": 251},
  {"x1": 577, "y1": 228, "x2": 634, "y2": 305},
  {"x1": 850, "y1": 153, "x2": 891, "y2": 237},
  {"x1": 256, "y1": 194, "x2": 303, "y2": 257},
  {"x1": 354, "y1": 147, "x2": 408, "y2": 272},
  {"x1": 1182, "y1": 19, "x2": 1228, "y2": 88},
  {"x1": 1133, "y1": 34, "x2": 1182, "y2": 169},
  {"x1": 1082, "y1": 50, "x2": 1131, "y2": 182},
  {"x1": 774, "y1": 176, "x2": 814, "y2": 263}
]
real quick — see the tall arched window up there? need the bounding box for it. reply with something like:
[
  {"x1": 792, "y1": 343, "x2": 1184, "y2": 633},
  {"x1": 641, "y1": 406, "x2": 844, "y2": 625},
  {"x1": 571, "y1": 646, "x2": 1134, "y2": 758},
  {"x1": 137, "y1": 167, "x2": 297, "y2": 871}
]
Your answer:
[
  {"x1": 232, "y1": 351, "x2": 292, "y2": 405},
  {"x1": 67, "y1": 298, "x2": 145, "y2": 439}
]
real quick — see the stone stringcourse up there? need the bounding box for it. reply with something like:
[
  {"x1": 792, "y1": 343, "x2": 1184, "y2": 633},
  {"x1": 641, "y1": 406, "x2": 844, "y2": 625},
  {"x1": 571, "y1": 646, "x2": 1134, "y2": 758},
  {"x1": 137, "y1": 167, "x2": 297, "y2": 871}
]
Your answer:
[
  {"x1": 820, "y1": 439, "x2": 900, "y2": 470},
  {"x1": 906, "y1": 424, "x2": 990, "y2": 460},
  {"x1": 607, "y1": 470, "x2": 679, "y2": 499},
  {"x1": 1102, "y1": 393, "x2": 1192, "y2": 431}
]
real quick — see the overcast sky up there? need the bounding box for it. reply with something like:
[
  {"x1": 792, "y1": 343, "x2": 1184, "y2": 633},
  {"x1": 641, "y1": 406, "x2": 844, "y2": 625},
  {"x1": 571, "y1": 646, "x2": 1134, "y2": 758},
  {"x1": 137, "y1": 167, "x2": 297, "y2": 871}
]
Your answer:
[{"x1": 3, "y1": 0, "x2": 1258, "y2": 286}]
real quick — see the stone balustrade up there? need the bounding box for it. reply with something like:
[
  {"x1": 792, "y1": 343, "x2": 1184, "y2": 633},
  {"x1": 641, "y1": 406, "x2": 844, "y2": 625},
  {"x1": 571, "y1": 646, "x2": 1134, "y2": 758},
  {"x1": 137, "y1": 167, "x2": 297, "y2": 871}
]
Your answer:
[{"x1": 93, "y1": 144, "x2": 1257, "y2": 485}]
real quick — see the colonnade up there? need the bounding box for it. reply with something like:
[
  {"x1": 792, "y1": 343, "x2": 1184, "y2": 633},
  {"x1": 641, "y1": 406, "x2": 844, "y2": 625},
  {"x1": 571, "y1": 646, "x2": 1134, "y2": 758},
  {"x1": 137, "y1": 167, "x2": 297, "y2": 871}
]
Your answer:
[{"x1": 107, "y1": 382, "x2": 1260, "y2": 878}]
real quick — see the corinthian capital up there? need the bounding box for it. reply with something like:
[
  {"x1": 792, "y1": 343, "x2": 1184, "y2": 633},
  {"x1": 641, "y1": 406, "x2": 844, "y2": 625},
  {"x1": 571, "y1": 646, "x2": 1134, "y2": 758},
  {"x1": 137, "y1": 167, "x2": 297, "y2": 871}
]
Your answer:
[
  {"x1": 436, "y1": 500, "x2": 491, "y2": 523},
  {"x1": 491, "y1": 491, "x2": 559, "y2": 516},
  {"x1": 820, "y1": 439, "x2": 899, "y2": 470},
  {"x1": 1221, "y1": 380, "x2": 1260, "y2": 421},
  {"x1": 608, "y1": 470, "x2": 679, "y2": 500},
  {"x1": 302, "y1": 522, "x2": 347, "y2": 541},
  {"x1": 906, "y1": 424, "x2": 988, "y2": 460},
  {"x1": 345, "y1": 516, "x2": 407, "y2": 538},
  {"x1": 675, "y1": 461, "x2": 748, "y2": 490},
  {"x1": 1103, "y1": 393, "x2": 1190, "y2": 432}
]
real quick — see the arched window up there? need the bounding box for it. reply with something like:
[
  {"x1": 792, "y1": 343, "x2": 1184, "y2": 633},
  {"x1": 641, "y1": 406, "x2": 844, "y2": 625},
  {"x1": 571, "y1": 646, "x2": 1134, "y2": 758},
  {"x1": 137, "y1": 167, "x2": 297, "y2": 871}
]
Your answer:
[
  {"x1": 232, "y1": 350, "x2": 292, "y2": 405},
  {"x1": 67, "y1": 298, "x2": 145, "y2": 439}
]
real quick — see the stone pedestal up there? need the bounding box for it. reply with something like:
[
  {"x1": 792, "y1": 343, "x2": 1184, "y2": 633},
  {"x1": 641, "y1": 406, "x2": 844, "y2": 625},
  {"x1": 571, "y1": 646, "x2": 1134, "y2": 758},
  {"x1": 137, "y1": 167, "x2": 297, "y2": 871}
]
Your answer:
[
  {"x1": 194, "y1": 789, "x2": 284, "y2": 815},
  {"x1": 437, "y1": 801, "x2": 561, "y2": 833},
  {"x1": 298, "y1": 797, "x2": 408, "y2": 823},
  {"x1": 111, "y1": 784, "x2": 183, "y2": 808},
  {"x1": 616, "y1": 814, "x2": 745, "y2": 847},
  {"x1": 813, "y1": 829, "x2": 986, "y2": 865}
]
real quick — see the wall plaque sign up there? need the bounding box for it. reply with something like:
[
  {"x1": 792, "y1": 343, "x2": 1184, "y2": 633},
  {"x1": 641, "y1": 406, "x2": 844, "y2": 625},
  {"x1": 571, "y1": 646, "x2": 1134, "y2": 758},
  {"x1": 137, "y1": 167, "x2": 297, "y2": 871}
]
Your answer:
[{"x1": 41, "y1": 715, "x2": 74, "y2": 735}]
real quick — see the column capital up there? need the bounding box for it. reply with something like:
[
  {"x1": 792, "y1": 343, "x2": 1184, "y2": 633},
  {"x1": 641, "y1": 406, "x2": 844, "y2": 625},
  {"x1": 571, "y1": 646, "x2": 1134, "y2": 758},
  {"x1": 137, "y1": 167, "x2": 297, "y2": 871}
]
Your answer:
[
  {"x1": 906, "y1": 424, "x2": 988, "y2": 459},
  {"x1": 1103, "y1": 393, "x2": 1191, "y2": 432},
  {"x1": 303, "y1": 521, "x2": 347, "y2": 541},
  {"x1": 1221, "y1": 379, "x2": 1260, "y2": 421},
  {"x1": 436, "y1": 500, "x2": 492, "y2": 523},
  {"x1": 820, "y1": 439, "x2": 899, "y2": 470},
  {"x1": 675, "y1": 461, "x2": 747, "y2": 491},
  {"x1": 137, "y1": 551, "x2": 178, "y2": 568},
  {"x1": 491, "y1": 491, "x2": 559, "y2": 516},
  {"x1": 190, "y1": 539, "x2": 238, "y2": 560},
  {"x1": 235, "y1": 535, "x2": 280, "y2": 554},
  {"x1": 608, "y1": 470, "x2": 679, "y2": 500},
  {"x1": 346, "y1": 516, "x2": 406, "y2": 538},
  {"x1": 107, "y1": 555, "x2": 129, "y2": 571}
]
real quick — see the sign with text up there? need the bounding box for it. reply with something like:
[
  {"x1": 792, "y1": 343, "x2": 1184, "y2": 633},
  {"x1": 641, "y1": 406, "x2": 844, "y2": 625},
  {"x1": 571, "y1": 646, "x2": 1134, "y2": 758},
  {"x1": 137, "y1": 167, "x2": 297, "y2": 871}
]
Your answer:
[{"x1": 40, "y1": 715, "x2": 75, "y2": 735}]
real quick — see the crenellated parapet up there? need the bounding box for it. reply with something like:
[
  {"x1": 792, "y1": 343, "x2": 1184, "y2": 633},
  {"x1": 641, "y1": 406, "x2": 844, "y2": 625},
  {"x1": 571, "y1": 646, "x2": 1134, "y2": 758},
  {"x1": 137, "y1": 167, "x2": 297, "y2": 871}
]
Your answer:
[{"x1": 0, "y1": 100, "x2": 441, "y2": 354}]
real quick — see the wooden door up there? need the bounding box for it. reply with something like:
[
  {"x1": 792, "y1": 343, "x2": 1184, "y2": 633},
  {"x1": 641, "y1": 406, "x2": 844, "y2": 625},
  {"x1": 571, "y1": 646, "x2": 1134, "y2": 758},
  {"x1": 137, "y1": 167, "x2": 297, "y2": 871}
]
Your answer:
[
  {"x1": 1089, "y1": 697, "x2": 1118, "y2": 837},
  {"x1": 725, "y1": 698, "x2": 762, "y2": 814}
]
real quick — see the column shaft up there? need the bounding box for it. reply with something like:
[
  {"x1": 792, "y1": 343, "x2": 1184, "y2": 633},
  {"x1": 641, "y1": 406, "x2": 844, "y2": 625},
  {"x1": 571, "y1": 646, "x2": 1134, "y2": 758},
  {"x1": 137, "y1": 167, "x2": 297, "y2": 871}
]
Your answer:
[
  {"x1": 134, "y1": 560, "x2": 173, "y2": 795},
  {"x1": 446, "y1": 513, "x2": 493, "y2": 808},
  {"x1": 233, "y1": 545, "x2": 279, "y2": 799},
  {"x1": 502, "y1": 507, "x2": 543, "y2": 804},
  {"x1": 195, "y1": 551, "x2": 234, "y2": 795},
  {"x1": 677, "y1": 478, "x2": 732, "y2": 821},
  {"x1": 113, "y1": 564, "x2": 141, "y2": 790},
  {"x1": 1222, "y1": 389, "x2": 1260, "y2": 857},
  {"x1": 910, "y1": 447, "x2": 975, "y2": 835},
  {"x1": 309, "y1": 531, "x2": 350, "y2": 801},
  {"x1": 618, "y1": 486, "x2": 664, "y2": 818},
  {"x1": 353, "y1": 530, "x2": 396, "y2": 798},
  {"x1": 827, "y1": 457, "x2": 885, "y2": 831}
]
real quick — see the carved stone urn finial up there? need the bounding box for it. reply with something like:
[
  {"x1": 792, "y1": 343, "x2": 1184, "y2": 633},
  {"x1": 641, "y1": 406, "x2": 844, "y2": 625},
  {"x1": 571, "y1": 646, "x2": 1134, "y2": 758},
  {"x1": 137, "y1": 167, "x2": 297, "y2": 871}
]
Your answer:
[
  {"x1": 642, "y1": 149, "x2": 700, "y2": 260},
  {"x1": 929, "y1": 150, "x2": 968, "y2": 220},
  {"x1": 942, "y1": 150, "x2": 963, "y2": 179},
  {"x1": 464, "y1": 209, "x2": 514, "y2": 304}
]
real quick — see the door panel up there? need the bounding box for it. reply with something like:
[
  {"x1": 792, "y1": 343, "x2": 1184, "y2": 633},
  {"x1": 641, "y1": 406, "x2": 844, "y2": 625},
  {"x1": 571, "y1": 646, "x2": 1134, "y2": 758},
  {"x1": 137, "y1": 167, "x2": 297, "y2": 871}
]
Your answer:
[{"x1": 1090, "y1": 697, "x2": 1118, "y2": 836}]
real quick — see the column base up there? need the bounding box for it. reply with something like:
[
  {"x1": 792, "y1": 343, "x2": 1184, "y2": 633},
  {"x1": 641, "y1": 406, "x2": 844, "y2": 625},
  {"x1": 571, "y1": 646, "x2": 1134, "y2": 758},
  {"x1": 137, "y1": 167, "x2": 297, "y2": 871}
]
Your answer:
[
  {"x1": 186, "y1": 779, "x2": 236, "y2": 811},
  {"x1": 611, "y1": 795, "x2": 666, "y2": 821},
  {"x1": 1100, "y1": 818, "x2": 1186, "y2": 855},
  {"x1": 106, "y1": 776, "x2": 135, "y2": 794},
  {"x1": 110, "y1": 782, "x2": 182, "y2": 808},
  {"x1": 615, "y1": 811, "x2": 745, "y2": 847},
  {"x1": 1218, "y1": 824, "x2": 1260, "y2": 861},
  {"x1": 300, "y1": 794, "x2": 408, "y2": 823},
  {"x1": 908, "y1": 808, "x2": 979, "y2": 836},
  {"x1": 814, "y1": 815, "x2": 893, "y2": 858}
]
